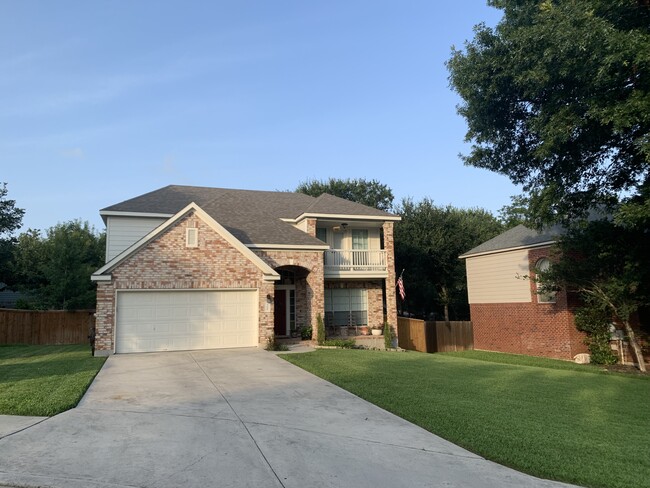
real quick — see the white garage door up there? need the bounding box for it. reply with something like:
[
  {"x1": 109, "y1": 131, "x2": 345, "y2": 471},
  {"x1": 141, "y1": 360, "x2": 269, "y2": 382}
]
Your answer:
[{"x1": 116, "y1": 290, "x2": 258, "y2": 353}]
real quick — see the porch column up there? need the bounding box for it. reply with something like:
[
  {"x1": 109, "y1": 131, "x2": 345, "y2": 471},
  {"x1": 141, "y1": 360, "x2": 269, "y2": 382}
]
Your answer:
[
  {"x1": 259, "y1": 280, "x2": 275, "y2": 344},
  {"x1": 94, "y1": 283, "x2": 115, "y2": 356},
  {"x1": 383, "y1": 222, "x2": 398, "y2": 339},
  {"x1": 306, "y1": 252, "x2": 325, "y2": 337}
]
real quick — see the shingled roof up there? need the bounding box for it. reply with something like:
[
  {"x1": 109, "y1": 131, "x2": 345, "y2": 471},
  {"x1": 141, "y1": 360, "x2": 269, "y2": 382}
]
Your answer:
[
  {"x1": 101, "y1": 185, "x2": 398, "y2": 247},
  {"x1": 459, "y1": 224, "x2": 565, "y2": 258}
]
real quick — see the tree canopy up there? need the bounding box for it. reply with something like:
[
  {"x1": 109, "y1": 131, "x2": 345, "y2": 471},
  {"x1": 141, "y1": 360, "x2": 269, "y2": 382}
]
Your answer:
[
  {"x1": 537, "y1": 219, "x2": 649, "y2": 370},
  {"x1": 12, "y1": 220, "x2": 105, "y2": 310},
  {"x1": 0, "y1": 183, "x2": 24, "y2": 239},
  {"x1": 296, "y1": 178, "x2": 395, "y2": 211},
  {"x1": 0, "y1": 183, "x2": 25, "y2": 285},
  {"x1": 448, "y1": 0, "x2": 650, "y2": 223},
  {"x1": 394, "y1": 198, "x2": 503, "y2": 320}
]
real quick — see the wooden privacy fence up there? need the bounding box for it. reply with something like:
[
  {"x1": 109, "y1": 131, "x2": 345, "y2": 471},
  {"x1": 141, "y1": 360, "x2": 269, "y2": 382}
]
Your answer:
[
  {"x1": 0, "y1": 309, "x2": 95, "y2": 345},
  {"x1": 397, "y1": 317, "x2": 473, "y2": 353}
]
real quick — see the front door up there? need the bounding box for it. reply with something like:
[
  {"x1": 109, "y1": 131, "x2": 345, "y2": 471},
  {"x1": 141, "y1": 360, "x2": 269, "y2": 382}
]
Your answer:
[{"x1": 274, "y1": 290, "x2": 287, "y2": 336}]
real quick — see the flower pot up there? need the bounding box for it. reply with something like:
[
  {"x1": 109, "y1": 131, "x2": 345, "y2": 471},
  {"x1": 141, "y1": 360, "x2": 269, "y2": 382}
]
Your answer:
[
  {"x1": 371, "y1": 329, "x2": 382, "y2": 336},
  {"x1": 359, "y1": 326, "x2": 370, "y2": 336}
]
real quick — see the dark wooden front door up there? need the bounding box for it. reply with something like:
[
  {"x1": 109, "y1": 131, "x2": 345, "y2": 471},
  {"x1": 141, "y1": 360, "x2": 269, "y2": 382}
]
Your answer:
[{"x1": 274, "y1": 290, "x2": 287, "y2": 336}]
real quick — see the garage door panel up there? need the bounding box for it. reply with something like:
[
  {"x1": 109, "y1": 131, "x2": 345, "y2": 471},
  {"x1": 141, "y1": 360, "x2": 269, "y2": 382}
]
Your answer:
[{"x1": 116, "y1": 290, "x2": 257, "y2": 353}]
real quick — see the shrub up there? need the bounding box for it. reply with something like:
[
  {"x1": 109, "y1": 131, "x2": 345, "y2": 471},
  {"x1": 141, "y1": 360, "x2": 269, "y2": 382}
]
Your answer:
[
  {"x1": 265, "y1": 336, "x2": 289, "y2": 352},
  {"x1": 316, "y1": 313, "x2": 325, "y2": 345},
  {"x1": 574, "y1": 307, "x2": 618, "y2": 365},
  {"x1": 383, "y1": 320, "x2": 394, "y2": 350},
  {"x1": 300, "y1": 326, "x2": 313, "y2": 340},
  {"x1": 322, "y1": 339, "x2": 356, "y2": 348}
]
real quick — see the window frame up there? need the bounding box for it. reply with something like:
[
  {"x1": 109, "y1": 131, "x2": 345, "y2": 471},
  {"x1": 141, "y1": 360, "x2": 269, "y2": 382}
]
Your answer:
[
  {"x1": 534, "y1": 257, "x2": 556, "y2": 304},
  {"x1": 324, "y1": 288, "x2": 368, "y2": 326}
]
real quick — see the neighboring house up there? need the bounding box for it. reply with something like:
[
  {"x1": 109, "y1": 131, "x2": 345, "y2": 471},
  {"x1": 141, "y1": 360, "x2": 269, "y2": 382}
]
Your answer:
[
  {"x1": 0, "y1": 282, "x2": 23, "y2": 309},
  {"x1": 459, "y1": 224, "x2": 588, "y2": 361},
  {"x1": 91, "y1": 185, "x2": 400, "y2": 356}
]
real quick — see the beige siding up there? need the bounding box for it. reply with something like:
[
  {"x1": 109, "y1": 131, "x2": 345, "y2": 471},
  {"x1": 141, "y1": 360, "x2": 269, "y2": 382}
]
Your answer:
[
  {"x1": 294, "y1": 220, "x2": 309, "y2": 233},
  {"x1": 466, "y1": 249, "x2": 531, "y2": 304},
  {"x1": 106, "y1": 216, "x2": 166, "y2": 262},
  {"x1": 368, "y1": 228, "x2": 380, "y2": 250}
]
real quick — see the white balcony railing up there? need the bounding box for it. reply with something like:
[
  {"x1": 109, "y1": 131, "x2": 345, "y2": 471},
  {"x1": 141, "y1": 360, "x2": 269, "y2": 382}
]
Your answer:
[{"x1": 324, "y1": 249, "x2": 387, "y2": 276}]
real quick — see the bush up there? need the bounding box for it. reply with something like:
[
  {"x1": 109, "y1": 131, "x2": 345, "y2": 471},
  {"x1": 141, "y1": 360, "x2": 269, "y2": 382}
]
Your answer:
[
  {"x1": 321, "y1": 339, "x2": 356, "y2": 349},
  {"x1": 575, "y1": 307, "x2": 618, "y2": 365},
  {"x1": 265, "y1": 336, "x2": 289, "y2": 352},
  {"x1": 300, "y1": 326, "x2": 313, "y2": 340},
  {"x1": 383, "y1": 320, "x2": 394, "y2": 350},
  {"x1": 316, "y1": 313, "x2": 325, "y2": 345}
]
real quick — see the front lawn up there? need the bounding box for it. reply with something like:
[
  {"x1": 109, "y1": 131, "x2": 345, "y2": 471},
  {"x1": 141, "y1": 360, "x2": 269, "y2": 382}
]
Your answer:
[
  {"x1": 0, "y1": 345, "x2": 106, "y2": 416},
  {"x1": 281, "y1": 349, "x2": 650, "y2": 488}
]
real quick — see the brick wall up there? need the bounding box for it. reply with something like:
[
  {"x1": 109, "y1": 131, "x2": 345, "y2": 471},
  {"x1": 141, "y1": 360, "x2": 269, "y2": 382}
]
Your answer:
[
  {"x1": 470, "y1": 246, "x2": 588, "y2": 360},
  {"x1": 253, "y1": 249, "x2": 325, "y2": 333},
  {"x1": 383, "y1": 222, "x2": 398, "y2": 339},
  {"x1": 94, "y1": 212, "x2": 273, "y2": 354}
]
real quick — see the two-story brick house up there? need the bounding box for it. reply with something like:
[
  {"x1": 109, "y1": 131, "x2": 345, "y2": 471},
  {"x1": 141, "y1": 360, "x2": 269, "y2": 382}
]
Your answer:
[
  {"x1": 91, "y1": 185, "x2": 400, "y2": 356},
  {"x1": 459, "y1": 224, "x2": 588, "y2": 361}
]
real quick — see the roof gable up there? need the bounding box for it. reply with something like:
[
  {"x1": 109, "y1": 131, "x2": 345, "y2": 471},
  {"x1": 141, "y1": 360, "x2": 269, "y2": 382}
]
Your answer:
[
  {"x1": 92, "y1": 202, "x2": 280, "y2": 281},
  {"x1": 460, "y1": 224, "x2": 565, "y2": 258}
]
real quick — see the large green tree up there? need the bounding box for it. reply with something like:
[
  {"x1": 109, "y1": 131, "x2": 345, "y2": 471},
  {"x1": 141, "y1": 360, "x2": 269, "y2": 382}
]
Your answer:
[
  {"x1": 296, "y1": 178, "x2": 394, "y2": 211},
  {"x1": 448, "y1": 0, "x2": 650, "y2": 223},
  {"x1": 394, "y1": 198, "x2": 503, "y2": 320},
  {"x1": 0, "y1": 183, "x2": 25, "y2": 285},
  {"x1": 449, "y1": 0, "x2": 650, "y2": 369},
  {"x1": 12, "y1": 220, "x2": 105, "y2": 310},
  {"x1": 538, "y1": 219, "x2": 649, "y2": 371}
]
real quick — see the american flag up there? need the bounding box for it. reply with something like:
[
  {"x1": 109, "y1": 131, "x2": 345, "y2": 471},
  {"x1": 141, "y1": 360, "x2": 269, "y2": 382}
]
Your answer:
[{"x1": 397, "y1": 274, "x2": 406, "y2": 301}]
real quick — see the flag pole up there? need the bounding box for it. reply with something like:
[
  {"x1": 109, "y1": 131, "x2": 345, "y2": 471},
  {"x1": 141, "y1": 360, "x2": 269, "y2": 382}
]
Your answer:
[{"x1": 396, "y1": 269, "x2": 405, "y2": 315}]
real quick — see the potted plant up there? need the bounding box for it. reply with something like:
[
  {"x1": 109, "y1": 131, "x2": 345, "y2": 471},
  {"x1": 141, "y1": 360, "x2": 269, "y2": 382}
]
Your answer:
[
  {"x1": 359, "y1": 326, "x2": 370, "y2": 336},
  {"x1": 371, "y1": 325, "x2": 382, "y2": 336}
]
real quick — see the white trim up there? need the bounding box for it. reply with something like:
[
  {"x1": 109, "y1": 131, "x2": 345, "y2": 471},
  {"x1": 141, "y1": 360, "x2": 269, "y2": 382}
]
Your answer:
[
  {"x1": 100, "y1": 211, "x2": 174, "y2": 218},
  {"x1": 282, "y1": 213, "x2": 401, "y2": 223},
  {"x1": 459, "y1": 241, "x2": 556, "y2": 260},
  {"x1": 92, "y1": 202, "x2": 280, "y2": 282},
  {"x1": 91, "y1": 275, "x2": 112, "y2": 282},
  {"x1": 246, "y1": 243, "x2": 330, "y2": 250},
  {"x1": 116, "y1": 287, "x2": 259, "y2": 293}
]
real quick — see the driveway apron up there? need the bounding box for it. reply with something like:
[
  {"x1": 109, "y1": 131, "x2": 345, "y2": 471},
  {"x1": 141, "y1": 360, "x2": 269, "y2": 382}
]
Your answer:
[{"x1": 0, "y1": 349, "x2": 581, "y2": 488}]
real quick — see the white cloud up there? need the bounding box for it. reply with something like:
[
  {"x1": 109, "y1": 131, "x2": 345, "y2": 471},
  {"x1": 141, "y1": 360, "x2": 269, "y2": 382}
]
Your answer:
[{"x1": 61, "y1": 147, "x2": 85, "y2": 159}]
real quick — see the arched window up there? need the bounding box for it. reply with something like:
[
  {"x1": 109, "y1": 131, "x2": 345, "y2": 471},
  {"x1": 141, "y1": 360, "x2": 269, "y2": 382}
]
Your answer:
[{"x1": 535, "y1": 257, "x2": 556, "y2": 303}]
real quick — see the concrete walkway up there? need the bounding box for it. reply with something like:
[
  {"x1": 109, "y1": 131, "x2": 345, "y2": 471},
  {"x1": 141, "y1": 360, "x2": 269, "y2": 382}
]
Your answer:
[{"x1": 0, "y1": 349, "x2": 581, "y2": 488}]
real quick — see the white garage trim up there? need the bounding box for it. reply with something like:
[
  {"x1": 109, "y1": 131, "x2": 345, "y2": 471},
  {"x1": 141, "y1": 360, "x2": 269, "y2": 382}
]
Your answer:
[{"x1": 115, "y1": 289, "x2": 259, "y2": 354}]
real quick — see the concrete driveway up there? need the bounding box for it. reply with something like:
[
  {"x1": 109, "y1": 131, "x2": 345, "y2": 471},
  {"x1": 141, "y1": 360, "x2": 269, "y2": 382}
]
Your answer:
[{"x1": 0, "y1": 348, "x2": 580, "y2": 488}]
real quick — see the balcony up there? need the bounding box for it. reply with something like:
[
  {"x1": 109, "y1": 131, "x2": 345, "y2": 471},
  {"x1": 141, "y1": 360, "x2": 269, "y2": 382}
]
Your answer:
[{"x1": 324, "y1": 249, "x2": 388, "y2": 279}]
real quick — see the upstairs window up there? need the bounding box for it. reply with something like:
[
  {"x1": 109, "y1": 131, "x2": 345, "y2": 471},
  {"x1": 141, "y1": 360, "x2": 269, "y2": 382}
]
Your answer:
[
  {"x1": 535, "y1": 257, "x2": 556, "y2": 303},
  {"x1": 351, "y1": 229, "x2": 369, "y2": 250},
  {"x1": 186, "y1": 227, "x2": 198, "y2": 248}
]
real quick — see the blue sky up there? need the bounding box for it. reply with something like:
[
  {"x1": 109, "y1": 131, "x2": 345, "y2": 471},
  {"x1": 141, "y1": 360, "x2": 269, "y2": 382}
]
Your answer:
[{"x1": 1, "y1": 1, "x2": 516, "y2": 233}]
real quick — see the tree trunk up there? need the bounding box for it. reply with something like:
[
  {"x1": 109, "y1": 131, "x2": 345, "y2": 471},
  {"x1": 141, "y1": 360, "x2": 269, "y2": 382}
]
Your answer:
[
  {"x1": 622, "y1": 319, "x2": 647, "y2": 372},
  {"x1": 440, "y1": 285, "x2": 450, "y2": 322}
]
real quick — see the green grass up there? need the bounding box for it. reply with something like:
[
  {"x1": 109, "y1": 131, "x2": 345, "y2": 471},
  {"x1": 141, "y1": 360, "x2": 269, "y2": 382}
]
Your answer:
[
  {"x1": 0, "y1": 345, "x2": 106, "y2": 416},
  {"x1": 281, "y1": 349, "x2": 650, "y2": 488}
]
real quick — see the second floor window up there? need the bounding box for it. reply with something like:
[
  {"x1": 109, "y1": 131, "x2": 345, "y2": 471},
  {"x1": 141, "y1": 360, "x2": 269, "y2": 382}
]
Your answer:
[{"x1": 352, "y1": 229, "x2": 369, "y2": 250}]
